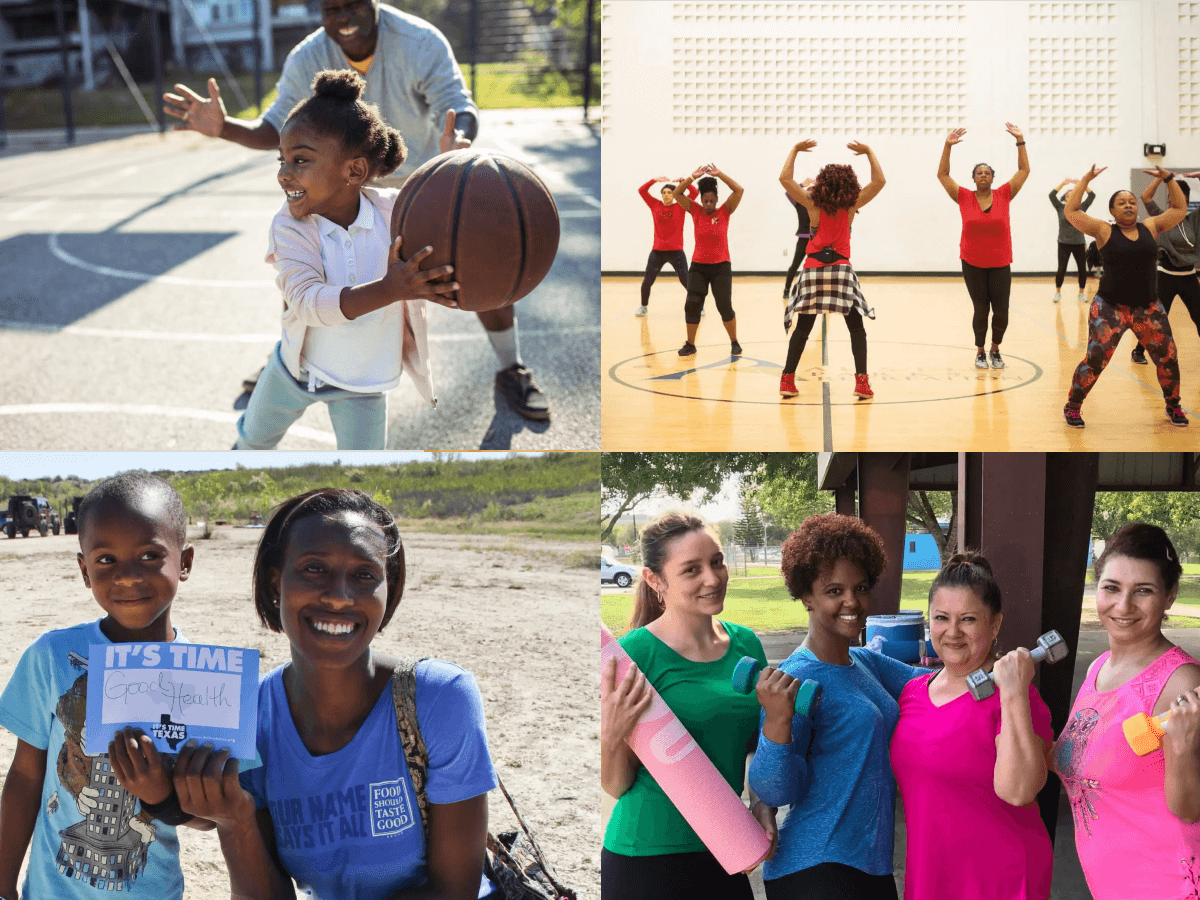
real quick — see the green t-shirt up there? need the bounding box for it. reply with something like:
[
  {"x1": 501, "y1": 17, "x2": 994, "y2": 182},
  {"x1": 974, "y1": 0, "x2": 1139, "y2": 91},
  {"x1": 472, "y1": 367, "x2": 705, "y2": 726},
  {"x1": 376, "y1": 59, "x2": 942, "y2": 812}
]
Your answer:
[{"x1": 603, "y1": 620, "x2": 768, "y2": 856}]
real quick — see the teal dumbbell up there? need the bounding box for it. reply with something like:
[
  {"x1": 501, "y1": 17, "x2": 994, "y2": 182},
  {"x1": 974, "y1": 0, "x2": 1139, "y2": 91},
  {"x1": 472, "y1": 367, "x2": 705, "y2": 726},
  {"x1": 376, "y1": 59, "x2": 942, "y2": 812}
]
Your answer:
[{"x1": 731, "y1": 656, "x2": 822, "y2": 718}]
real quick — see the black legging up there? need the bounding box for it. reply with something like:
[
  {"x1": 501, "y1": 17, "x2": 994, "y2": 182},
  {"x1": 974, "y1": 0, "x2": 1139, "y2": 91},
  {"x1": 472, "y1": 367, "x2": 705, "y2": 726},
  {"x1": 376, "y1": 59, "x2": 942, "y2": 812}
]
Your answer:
[
  {"x1": 641, "y1": 249, "x2": 689, "y2": 305},
  {"x1": 601, "y1": 848, "x2": 754, "y2": 900},
  {"x1": 961, "y1": 260, "x2": 1012, "y2": 346},
  {"x1": 764, "y1": 862, "x2": 899, "y2": 900},
  {"x1": 1134, "y1": 271, "x2": 1200, "y2": 352},
  {"x1": 784, "y1": 237, "x2": 810, "y2": 297},
  {"x1": 783, "y1": 311, "x2": 867, "y2": 374},
  {"x1": 1055, "y1": 242, "x2": 1088, "y2": 289},
  {"x1": 685, "y1": 261, "x2": 734, "y2": 324}
]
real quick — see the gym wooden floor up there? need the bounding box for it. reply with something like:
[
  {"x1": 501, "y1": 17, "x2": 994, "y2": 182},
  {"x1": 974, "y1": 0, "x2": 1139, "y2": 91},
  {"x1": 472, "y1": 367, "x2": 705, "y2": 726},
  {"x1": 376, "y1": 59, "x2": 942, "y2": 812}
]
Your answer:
[{"x1": 601, "y1": 275, "x2": 1200, "y2": 451}]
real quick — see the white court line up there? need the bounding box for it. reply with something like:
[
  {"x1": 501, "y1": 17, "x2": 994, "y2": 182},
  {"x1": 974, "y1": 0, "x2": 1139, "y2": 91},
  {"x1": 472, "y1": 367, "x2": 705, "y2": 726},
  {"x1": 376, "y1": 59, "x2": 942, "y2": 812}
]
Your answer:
[
  {"x1": 48, "y1": 232, "x2": 275, "y2": 288},
  {"x1": 0, "y1": 403, "x2": 337, "y2": 444},
  {"x1": 488, "y1": 136, "x2": 600, "y2": 208},
  {"x1": 0, "y1": 323, "x2": 599, "y2": 343},
  {"x1": 7, "y1": 199, "x2": 54, "y2": 221}
]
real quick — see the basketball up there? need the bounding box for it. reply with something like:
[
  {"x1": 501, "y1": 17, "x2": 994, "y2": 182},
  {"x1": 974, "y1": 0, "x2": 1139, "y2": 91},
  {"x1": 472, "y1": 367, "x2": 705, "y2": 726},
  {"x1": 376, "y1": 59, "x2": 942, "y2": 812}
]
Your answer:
[{"x1": 390, "y1": 148, "x2": 560, "y2": 312}]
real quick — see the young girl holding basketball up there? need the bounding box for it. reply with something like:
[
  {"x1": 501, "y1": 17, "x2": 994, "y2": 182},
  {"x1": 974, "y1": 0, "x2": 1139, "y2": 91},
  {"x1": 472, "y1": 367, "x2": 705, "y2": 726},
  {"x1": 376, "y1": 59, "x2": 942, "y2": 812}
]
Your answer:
[
  {"x1": 235, "y1": 70, "x2": 460, "y2": 451},
  {"x1": 170, "y1": 488, "x2": 499, "y2": 898}
]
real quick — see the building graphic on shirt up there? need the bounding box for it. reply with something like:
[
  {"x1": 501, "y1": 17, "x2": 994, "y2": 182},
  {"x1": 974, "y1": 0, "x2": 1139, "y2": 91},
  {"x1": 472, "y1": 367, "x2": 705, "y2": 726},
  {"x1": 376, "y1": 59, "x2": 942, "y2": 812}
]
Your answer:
[{"x1": 51, "y1": 652, "x2": 154, "y2": 892}]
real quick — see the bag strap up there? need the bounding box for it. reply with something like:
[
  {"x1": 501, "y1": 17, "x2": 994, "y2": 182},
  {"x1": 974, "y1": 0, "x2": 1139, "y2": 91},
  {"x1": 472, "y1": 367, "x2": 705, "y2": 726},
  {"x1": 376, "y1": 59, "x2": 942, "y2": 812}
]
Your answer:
[
  {"x1": 390, "y1": 659, "x2": 576, "y2": 900},
  {"x1": 390, "y1": 656, "x2": 431, "y2": 846}
]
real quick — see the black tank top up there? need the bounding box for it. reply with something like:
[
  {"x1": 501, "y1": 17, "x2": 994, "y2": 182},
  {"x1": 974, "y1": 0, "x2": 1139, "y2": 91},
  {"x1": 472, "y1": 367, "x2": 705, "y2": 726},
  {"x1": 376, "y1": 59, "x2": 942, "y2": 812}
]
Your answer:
[{"x1": 1097, "y1": 222, "x2": 1157, "y2": 308}]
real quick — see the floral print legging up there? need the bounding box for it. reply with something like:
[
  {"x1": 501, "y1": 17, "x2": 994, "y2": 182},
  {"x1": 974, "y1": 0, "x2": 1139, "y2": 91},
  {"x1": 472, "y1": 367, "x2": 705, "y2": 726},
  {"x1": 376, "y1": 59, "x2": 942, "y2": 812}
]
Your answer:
[{"x1": 1067, "y1": 297, "x2": 1180, "y2": 408}]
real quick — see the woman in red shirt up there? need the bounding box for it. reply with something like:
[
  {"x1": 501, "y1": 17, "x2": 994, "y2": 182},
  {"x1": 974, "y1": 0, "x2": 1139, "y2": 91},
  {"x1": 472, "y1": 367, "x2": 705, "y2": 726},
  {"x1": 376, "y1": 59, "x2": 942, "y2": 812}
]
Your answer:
[
  {"x1": 937, "y1": 123, "x2": 1030, "y2": 370},
  {"x1": 670, "y1": 164, "x2": 745, "y2": 357},
  {"x1": 637, "y1": 176, "x2": 698, "y2": 317},
  {"x1": 778, "y1": 139, "x2": 886, "y2": 401}
]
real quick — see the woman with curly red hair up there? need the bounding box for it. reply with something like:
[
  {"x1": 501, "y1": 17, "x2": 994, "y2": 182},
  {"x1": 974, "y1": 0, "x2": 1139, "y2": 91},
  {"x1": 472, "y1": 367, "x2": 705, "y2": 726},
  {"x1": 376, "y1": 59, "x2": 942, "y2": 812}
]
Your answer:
[
  {"x1": 748, "y1": 514, "x2": 924, "y2": 899},
  {"x1": 778, "y1": 139, "x2": 886, "y2": 401},
  {"x1": 937, "y1": 123, "x2": 1030, "y2": 370}
]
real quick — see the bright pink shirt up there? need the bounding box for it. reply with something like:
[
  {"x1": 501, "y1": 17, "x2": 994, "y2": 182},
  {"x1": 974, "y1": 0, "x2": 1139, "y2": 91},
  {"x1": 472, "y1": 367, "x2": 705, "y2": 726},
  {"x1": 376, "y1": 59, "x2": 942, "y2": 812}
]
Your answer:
[
  {"x1": 1054, "y1": 647, "x2": 1200, "y2": 900},
  {"x1": 890, "y1": 674, "x2": 1053, "y2": 900},
  {"x1": 689, "y1": 204, "x2": 731, "y2": 265},
  {"x1": 958, "y1": 181, "x2": 1013, "y2": 268}
]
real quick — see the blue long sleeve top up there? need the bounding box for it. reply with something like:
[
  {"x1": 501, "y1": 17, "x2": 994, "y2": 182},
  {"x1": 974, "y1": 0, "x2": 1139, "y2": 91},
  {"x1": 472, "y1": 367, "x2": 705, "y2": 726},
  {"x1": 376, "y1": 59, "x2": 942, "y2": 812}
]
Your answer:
[{"x1": 748, "y1": 646, "x2": 925, "y2": 880}]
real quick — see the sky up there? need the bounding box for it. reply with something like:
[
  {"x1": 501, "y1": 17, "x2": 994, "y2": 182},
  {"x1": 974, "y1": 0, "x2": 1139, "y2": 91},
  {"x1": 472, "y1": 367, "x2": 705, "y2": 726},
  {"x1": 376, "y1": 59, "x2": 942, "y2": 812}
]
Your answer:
[
  {"x1": 0, "y1": 452, "x2": 540, "y2": 481},
  {"x1": 615, "y1": 473, "x2": 744, "y2": 523}
]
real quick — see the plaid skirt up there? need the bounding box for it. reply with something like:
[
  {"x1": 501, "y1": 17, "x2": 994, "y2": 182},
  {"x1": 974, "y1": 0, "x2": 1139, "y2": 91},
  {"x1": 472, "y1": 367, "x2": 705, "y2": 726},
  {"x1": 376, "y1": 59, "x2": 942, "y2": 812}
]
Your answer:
[{"x1": 785, "y1": 263, "x2": 875, "y2": 330}]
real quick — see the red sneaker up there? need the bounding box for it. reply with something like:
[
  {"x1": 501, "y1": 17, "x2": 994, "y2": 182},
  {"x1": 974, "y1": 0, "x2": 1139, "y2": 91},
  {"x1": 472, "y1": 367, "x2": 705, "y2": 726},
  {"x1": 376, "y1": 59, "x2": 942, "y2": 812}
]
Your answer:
[
  {"x1": 854, "y1": 373, "x2": 874, "y2": 399},
  {"x1": 779, "y1": 373, "x2": 799, "y2": 398}
]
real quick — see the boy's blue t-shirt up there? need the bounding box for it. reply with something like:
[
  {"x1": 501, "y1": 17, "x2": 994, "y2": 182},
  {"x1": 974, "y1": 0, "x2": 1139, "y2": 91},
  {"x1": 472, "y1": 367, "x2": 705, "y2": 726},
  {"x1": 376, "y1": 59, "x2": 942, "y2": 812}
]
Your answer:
[
  {"x1": 240, "y1": 659, "x2": 498, "y2": 900},
  {"x1": 0, "y1": 619, "x2": 189, "y2": 899},
  {"x1": 748, "y1": 646, "x2": 926, "y2": 880}
]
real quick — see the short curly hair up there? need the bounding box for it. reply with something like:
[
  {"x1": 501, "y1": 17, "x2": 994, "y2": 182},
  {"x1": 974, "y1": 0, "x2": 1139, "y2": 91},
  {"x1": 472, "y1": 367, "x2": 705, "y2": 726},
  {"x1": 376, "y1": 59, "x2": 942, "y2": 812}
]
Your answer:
[
  {"x1": 253, "y1": 488, "x2": 406, "y2": 633},
  {"x1": 809, "y1": 163, "x2": 860, "y2": 214},
  {"x1": 781, "y1": 513, "x2": 887, "y2": 599}
]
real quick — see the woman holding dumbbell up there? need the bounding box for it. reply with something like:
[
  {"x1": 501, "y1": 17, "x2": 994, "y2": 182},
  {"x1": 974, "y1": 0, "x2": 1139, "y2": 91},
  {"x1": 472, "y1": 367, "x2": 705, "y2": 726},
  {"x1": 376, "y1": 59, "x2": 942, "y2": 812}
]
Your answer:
[
  {"x1": 1053, "y1": 524, "x2": 1200, "y2": 900},
  {"x1": 889, "y1": 552, "x2": 1054, "y2": 900},
  {"x1": 601, "y1": 512, "x2": 778, "y2": 900},
  {"x1": 748, "y1": 513, "x2": 925, "y2": 899}
]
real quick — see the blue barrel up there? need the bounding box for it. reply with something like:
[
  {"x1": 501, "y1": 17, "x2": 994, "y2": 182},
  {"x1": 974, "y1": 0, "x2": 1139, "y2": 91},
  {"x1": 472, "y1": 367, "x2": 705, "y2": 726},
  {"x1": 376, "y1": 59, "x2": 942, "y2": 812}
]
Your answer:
[{"x1": 865, "y1": 614, "x2": 925, "y2": 663}]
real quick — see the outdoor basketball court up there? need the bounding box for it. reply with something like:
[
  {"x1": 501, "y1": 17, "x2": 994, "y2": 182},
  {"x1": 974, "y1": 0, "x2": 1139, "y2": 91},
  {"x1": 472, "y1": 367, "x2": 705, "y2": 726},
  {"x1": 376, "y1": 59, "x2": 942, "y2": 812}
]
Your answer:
[
  {"x1": 0, "y1": 108, "x2": 599, "y2": 450},
  {"x1": 601, "y1": 274, "x2": 1200, "y2": 451}
]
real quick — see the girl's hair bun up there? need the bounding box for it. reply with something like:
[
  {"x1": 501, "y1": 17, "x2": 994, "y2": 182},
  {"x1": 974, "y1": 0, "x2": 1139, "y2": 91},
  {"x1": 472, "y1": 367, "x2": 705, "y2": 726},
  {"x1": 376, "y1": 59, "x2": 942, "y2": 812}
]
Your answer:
[{"x1": 311, "y1": 69, "x2": 364, "y2": 103}]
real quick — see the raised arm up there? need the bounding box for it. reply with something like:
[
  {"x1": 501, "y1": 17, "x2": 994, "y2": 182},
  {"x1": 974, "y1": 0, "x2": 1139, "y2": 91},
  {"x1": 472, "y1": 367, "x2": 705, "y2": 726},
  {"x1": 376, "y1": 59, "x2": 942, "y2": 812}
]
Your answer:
[
  {"x1": 849, "y1": 141, "x2": 885, "y2": 209},
  {"x1": 1049, "y1": 180, "x2": 1068, "y2": 211},
  {"x1": 1158, "y1": 664, "x2": 1200, "y2": 823},
  {"x1": 670, "y1": 166, "x2": 709, "y2": 214},
  {"x1": 710, "y1": 165, "x2": 744, "y2": 214},
  {"x1": 1065, "y1": 166, "x2": 1111, "y2": 242},
  {"x1": 779, "y1": 140, "x2": 818, "y2": 215},
  {"x1": 163, "y1": 78, "x2": 281, "y2": 150},
  {"x1": 991, "y1": 652, "x2": 1049, "y2": 807},
  {"x1": 1140, "y1": 172, "x2": 1163, "y2": 208},
  {"x1": 1143, "y1": 166, "x2": 1189, "y2": 239},
  {"x1": 937, "y1": 129, "x2": 966, "y2": 202},
  {"x1": 638, "y1": 178, "x2": 660, "y2": 206},
  {"x1": 1005, "y1": 122, "x2": 1030, "y2": 198}
]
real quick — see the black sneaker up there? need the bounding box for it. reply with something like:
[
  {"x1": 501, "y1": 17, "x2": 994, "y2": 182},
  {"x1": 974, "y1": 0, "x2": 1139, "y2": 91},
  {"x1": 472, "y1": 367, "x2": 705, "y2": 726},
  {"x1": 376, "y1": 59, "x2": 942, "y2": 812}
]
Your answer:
[
  {"x1": 1063, "y1": 406, "x2": 1085, "y2": 428},
  {"x1": 989, "y1": 350, "x2": 1005, "y2": 369},
  {"x1": 679, "y1": 341, "x2": 696, "y2": 356},
  {"x1": 1167, "y1": 405, "x2": 1189, "y2": 427},
  {"x1": 1131, "y1": 346, "x2": 1147, "y2": 365},
  {"x1": 731, "y1": 341, "x2": 743, "y2": 356},
  {"x1": 243, "y1": 364, "x2": 265, "y2": 393},
  {"x1": 975, "y1": 352, "x2": 988, "y2": 369},
  {"x1": 495, "y1": 364, "x2": 550, "y2": 420}
]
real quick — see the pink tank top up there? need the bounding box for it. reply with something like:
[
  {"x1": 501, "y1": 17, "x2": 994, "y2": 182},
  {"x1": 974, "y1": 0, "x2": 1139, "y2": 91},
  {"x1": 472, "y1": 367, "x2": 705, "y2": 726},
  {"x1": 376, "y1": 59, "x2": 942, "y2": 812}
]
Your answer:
[{"x1": 1054, "y1": 647, "x2": 1200, "y2": 899}]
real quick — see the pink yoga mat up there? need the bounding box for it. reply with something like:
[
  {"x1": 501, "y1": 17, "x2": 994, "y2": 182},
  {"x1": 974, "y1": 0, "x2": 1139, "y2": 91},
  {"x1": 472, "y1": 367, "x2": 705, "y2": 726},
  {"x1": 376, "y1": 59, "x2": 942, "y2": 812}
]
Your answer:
[{"x1": 601, "y1": 624, "x2": 771, "y2": 874}]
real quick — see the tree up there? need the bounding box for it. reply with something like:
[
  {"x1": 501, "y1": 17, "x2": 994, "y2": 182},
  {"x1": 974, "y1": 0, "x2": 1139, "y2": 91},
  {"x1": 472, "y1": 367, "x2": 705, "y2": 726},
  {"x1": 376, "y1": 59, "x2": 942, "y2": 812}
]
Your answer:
[
  {"x1": 746, "y1": 454, "x2": 832, "y2": 529},
  {"x1": 1092, "y1": 491, "x2": 1200, "y2": 540},
  {"x1": 600, "y1": 453, "x2": 761, "y2": 543},
  {"x1": 734, "y1": 486, "x2": 766, "y2": 561},
  {"x1": 907, "y1": 490, "x2": 957, "y2": 563}
]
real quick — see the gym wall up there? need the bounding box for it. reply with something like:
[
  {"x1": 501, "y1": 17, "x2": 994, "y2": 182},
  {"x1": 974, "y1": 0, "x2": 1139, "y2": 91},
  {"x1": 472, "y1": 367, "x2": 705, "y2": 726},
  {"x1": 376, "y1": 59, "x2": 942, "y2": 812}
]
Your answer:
[{"x1": 601, "y1": 0, "x2": 1200, "y2": 274}]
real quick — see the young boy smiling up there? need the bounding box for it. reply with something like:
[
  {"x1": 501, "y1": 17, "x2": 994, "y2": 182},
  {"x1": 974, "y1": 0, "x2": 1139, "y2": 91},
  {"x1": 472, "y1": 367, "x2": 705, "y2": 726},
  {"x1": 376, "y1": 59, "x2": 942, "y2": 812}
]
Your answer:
[{"x1": 0, "y1": 473, "x2": 210, "y2": 900}]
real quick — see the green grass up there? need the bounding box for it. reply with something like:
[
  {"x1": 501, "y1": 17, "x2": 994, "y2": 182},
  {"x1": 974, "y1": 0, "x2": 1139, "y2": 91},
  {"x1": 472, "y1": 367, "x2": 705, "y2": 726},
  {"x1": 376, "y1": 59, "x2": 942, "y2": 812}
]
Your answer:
[
  {"x1": 3, "y1": 61, "x2": 598, "y2": 131},
  {"x1": 399, "y1": 491, "x2": 595, "y2": 542},
  {"x1": 602, "y1": 571, "x2": 936, "y2": 637}
]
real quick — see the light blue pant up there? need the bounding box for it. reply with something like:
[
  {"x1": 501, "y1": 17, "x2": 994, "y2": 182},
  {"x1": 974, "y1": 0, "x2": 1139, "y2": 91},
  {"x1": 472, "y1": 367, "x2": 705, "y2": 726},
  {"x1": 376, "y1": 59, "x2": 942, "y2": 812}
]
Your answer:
[{"x1": 235, "y1": 342, "x2": 387, "y2": 450}]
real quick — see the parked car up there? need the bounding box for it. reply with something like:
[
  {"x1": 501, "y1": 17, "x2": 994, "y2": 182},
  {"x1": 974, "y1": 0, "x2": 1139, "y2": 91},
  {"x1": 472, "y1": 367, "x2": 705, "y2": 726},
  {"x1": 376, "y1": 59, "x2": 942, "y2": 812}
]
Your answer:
[
  {"x1": 5, "y1": 495, "x2": 60, "y2": 538},
  {"x1": 601, "y1": 556, "x2": 638, "y2": 588},
  {"x1": 64, "y1": 496, "x2": 83, "y2": 534}
]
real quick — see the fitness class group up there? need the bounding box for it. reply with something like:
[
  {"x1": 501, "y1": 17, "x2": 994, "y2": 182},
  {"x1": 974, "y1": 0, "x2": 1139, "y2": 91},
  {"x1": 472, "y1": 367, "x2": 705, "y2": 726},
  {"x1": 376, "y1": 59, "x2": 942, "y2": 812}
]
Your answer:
[
  {"x1": 601, "y1": 511, "x2": 1200, "y2": 900},
  {"x1": 634, "y1": 124, "x2": 1200, "y2": 429}
]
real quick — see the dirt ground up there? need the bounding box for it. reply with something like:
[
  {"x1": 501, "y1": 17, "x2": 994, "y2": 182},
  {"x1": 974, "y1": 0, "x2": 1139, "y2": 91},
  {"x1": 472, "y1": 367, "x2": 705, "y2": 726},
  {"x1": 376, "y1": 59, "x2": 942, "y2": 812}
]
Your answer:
[{"x1": 0, "y1": 525, "x2": 599, "y2": 899}]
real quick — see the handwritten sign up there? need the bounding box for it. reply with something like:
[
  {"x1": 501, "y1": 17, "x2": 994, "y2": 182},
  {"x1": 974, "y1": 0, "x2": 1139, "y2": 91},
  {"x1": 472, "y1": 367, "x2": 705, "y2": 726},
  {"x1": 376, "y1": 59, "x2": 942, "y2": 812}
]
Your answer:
[{"x1": 85, "y1": 642, "x2": 259, "y2": 760}]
